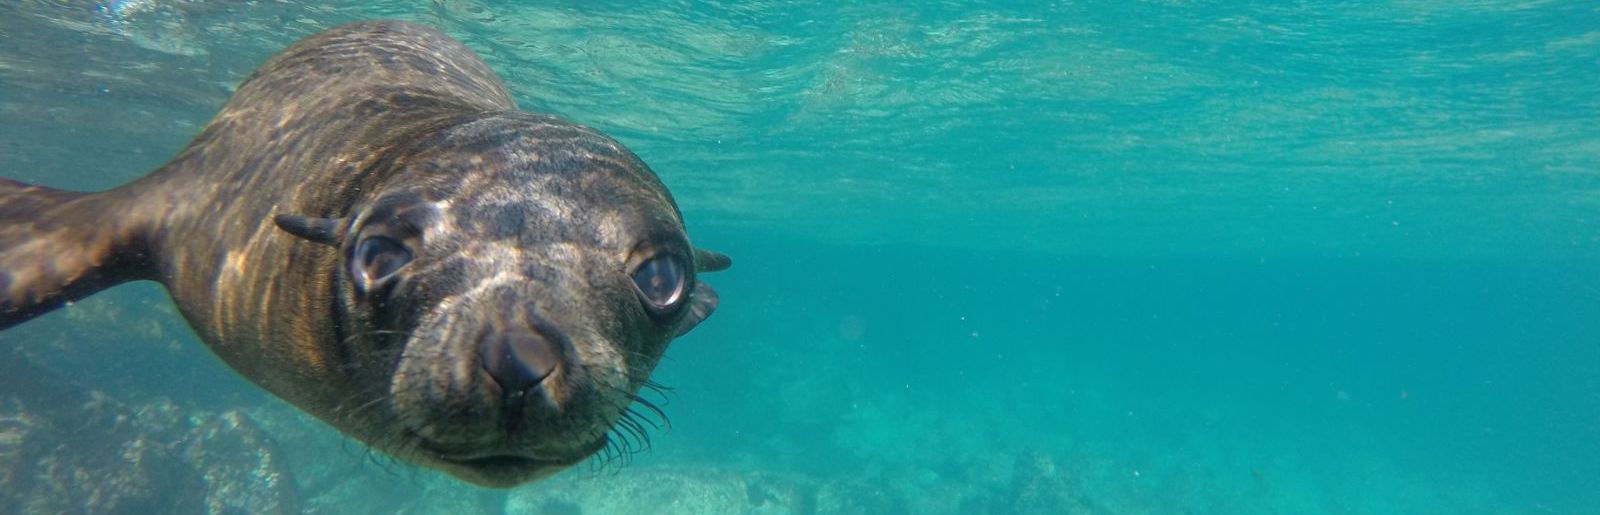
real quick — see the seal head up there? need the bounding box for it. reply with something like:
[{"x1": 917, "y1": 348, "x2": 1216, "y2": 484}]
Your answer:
[{"x1": 276, "y1": 113, "x2": 726, "y2": 487}]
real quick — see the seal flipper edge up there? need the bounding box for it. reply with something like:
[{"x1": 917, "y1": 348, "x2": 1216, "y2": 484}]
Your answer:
[
  {"x1": 0, "y1": 178, "x2": 157, "y2": 329},
  {"x1": 671, "y1": 280, "x2": 719, "y2": 338},
  {"x1": 673, "y1": 250, "x2": 728, "y2": 337}
]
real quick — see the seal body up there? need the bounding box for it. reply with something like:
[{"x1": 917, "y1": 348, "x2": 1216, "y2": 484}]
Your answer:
[{"x1": 0, "y1": 21, "x2": 728, "y2": 487}]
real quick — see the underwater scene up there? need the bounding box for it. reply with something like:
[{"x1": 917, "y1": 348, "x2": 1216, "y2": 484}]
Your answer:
[{"x1": 1, "y1": 1, "x2": 1597, "y2": 513}]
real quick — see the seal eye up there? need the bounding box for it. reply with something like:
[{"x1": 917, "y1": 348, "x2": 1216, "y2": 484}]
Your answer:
[
  {"x1": 352, "y1": 236, "x2": 412, "y2": 287},
  {"x1": 631, "y1": 255, "x2": 686, "y2": 312}
]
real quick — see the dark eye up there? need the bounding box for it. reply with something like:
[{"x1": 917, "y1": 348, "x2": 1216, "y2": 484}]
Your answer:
[
  {"x1": 631, "y1": 255, "x2": 686, "y2": 311},
  {"x1": 352, "y1": 236, "x2": 412, "y2": 287}
]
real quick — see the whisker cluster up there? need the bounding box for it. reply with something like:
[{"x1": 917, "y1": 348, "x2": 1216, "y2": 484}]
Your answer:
[
  {"x1": 321, "y1": 327, "x2": 684, "y2": 483},
  {"x1": 579, "y1": 364, "x2": 675, "y2": 474}
]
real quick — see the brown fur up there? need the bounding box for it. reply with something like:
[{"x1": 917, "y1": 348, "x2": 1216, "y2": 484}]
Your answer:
[{"x1": 0, "y1": 21, "x2": 728, "y2": 487}]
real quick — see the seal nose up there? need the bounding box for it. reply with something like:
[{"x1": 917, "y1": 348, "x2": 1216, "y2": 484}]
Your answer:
[{"x1": 478, "y1": 330, "x2": 562, "y2": 422}]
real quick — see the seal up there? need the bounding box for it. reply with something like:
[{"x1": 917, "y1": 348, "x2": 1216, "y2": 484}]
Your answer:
[{"x1": 0, "y1": 20, "x2": 730, "y2": 488}]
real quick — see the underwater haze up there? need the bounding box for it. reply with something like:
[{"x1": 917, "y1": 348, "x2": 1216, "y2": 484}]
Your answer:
[{"x1": 2, "y1": 1, "x2": 1598, "y2": 513}]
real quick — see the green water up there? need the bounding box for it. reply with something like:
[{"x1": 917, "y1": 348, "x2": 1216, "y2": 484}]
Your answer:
[{"x1": 2, "y1": 1, "x2": 1597, "y2": 513}]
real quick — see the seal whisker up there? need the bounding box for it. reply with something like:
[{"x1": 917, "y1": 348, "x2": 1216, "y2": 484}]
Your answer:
[
  {"x1": 627, "y1": 396, "x2": 671, "y2": 430},
  {"x1": 340, "y1": 329, "x2": 415, "y2": 348},
  {"x1": 624, "y1": 406, "x2": 665, "y2": 431},
  {"x1": 594, "y1": 430, "x2": 634, "y2": 471},
  {"x1": 641, "y1": 379, "x2": 675, "y2": 401},
  {"x1": 374, "y1": 417, "x2": 430, "y2": 466},
  {"x1": 588, "y1": 376, "x2": 674, "y2": 432},
  {"x1": 336, "y1": 403, "x2": 415, "y2": 480},
  {"x1": 613, "y1": 413, "x2": 650, "y2": 453},
  {"x1": 583, "y1": 433, "x2": 618, "y2": 475},
  {"x1": 342, "y1": 392, "x2": 392, "y2": 421}
]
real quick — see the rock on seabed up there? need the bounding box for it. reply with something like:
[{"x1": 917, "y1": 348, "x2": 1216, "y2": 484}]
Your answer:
[{"x1": 0, "y1": 350, "x2": 299, "y2": 515}]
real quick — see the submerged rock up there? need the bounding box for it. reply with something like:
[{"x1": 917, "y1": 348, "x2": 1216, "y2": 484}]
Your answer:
[
  {"x1": 0, "y1": 350, "x2": 299, "y2": 514},
  {"x1": 1005, "y1": 451, "x2": 1099, "y2": 515},
  {"x1": 506, "y1": 466, "x2": 907, "y2": 515}
]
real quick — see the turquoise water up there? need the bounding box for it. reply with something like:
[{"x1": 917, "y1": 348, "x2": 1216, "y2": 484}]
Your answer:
[{"x1": 2, "y1": 1, "x2": 1598, "y2": 513}]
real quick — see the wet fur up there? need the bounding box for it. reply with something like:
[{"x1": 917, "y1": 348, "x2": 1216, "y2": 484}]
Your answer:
[{"x1": 0, "y1": 21, "x2": 727, "y2": 487}]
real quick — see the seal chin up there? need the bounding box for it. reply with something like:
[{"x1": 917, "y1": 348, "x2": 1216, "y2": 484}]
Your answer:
[
  {"x1": 423, "y1": 438, "x2": 607, "y2": 487},
  {"x1": 439, "y1": 457, "x2": 563, "y2": 488}
]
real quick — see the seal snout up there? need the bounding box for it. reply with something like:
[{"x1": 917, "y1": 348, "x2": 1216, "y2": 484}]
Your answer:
[{"x1": 477, "y1": 326, "x2": 569, "y2": 428}]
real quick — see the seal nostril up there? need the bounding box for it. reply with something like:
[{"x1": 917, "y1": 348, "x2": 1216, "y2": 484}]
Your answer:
[
  {"x1": 479, "y1": 331, "x2": 560, "y2": 396},
  {"x1": 479, "y1": 330, "x2": 565, "y2": 433}
]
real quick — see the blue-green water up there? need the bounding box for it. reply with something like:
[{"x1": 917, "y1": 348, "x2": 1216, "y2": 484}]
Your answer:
[{"x1": 2, "y1": 1, "x2": 1597, "y2": 513}]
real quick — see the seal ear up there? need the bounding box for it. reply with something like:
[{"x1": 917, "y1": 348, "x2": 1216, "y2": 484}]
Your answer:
[
  {"x1": 694, "y1": 249, "x2": 731, "y2": 273},
  {"x1": 274, "y1": 214, "x2": 343, "y2": 246},
  {"x1": 671, "y1": 281, "x2": 719, "y2": 338}
]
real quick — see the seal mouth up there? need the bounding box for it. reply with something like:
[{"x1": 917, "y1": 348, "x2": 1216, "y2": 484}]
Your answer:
[
  {"x1": 430, "y1": 452, "x2": 574, "y2": 488},
  {"x1": 443, "y1": 454, "x2": 570, "y2": 471},
  {"x1": 423, "y1": 436, "x2": 608, "y2": 473}
]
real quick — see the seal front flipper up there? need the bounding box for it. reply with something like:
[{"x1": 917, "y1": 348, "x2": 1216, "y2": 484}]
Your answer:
[
  {"x1": 670, "y1": 249, "x2": 731, "y2": 337},
  {"x1": 0, "y1": 178, "x2": 157, "y2": 329},
  {"x1": 671, "y1": 280, "x2": 720, "y2": 337}
]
